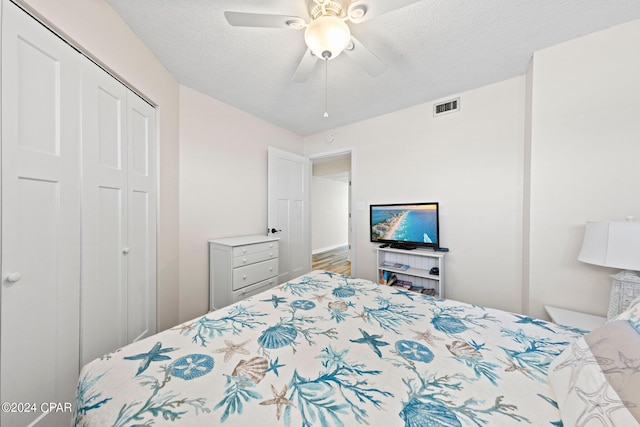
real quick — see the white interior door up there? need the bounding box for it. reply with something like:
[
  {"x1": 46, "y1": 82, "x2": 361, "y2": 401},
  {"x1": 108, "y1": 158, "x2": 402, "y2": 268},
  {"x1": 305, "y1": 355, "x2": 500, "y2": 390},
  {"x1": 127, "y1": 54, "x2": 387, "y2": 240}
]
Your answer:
[
  {"x1": 1, "y1": 1, "x2": 81, "y2": 425},
  {"x1": 267, "y1": 147, "x2": 311, "y2": 283},
  {"x1": 80, "y1": 59, "x2": 129, "y2": 365},
  {"x1": 126, "y1": 92, "x2": 157, "y2": 343},
  {"x1": 81, "y1": 59, "x2": 156, "y2": 364}
]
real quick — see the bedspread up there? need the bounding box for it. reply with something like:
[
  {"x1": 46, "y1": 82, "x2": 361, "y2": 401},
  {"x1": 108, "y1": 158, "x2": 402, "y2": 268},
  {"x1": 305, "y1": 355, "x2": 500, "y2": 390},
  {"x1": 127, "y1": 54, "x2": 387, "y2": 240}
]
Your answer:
[{"x1": 74, "y1": 270, "x2": 584, "y2": 426}]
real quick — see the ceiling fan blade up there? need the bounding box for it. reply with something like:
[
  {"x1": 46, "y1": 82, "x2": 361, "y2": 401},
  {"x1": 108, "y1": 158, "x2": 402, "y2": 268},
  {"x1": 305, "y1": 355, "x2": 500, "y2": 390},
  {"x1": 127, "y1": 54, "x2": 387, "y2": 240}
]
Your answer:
[
  {"x1": 343, "y1": 36, "x2": 386, "y2": 77},
  {"x1": 292, "y1": 49, "x2": 318, "y2": 82},
  {"x1": 347, "y1": 0, "x2": 421, "y2": 24},
  {"x1": 224, "y1": 11, "x2": 306, "y2": 29}
]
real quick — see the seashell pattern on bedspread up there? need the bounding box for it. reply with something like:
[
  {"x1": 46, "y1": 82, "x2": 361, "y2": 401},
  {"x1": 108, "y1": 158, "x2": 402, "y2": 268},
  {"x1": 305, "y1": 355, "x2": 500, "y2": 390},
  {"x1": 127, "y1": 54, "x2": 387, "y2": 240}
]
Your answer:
[{"x1": 74, "y1": 270, "x2": 585, "y2": 426}]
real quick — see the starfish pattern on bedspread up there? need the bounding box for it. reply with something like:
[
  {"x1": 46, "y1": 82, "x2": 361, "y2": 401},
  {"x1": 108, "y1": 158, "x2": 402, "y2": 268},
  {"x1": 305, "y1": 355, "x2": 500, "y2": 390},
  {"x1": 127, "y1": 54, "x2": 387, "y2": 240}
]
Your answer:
[
  {"x1": 259, "y1": 384, "x2": 295, "y2": 421},
  {"x1": 350, "y1": 328, "x2": 389, "y2": 358},
  {"x1": 212, "y1": 339, "x2": 251, "y2": 363},
  {"x1": 123, "y1": 342, "x2": 177, "y2": 376}
]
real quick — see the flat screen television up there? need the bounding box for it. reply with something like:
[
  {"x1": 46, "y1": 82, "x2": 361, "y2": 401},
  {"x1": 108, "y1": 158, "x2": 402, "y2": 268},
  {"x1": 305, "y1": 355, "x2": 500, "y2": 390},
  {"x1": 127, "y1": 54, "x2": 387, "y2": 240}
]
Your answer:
[{"x1": 370, "y1": 202, "x2": 439, "y2": 250}]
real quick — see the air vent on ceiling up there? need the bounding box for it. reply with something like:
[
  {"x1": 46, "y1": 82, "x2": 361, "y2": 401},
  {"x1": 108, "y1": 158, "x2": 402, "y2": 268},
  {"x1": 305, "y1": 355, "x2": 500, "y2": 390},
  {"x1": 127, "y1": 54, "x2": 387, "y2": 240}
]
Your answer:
[{"x1": 433, "y1": 97, "x2": 460, "y2": 117}]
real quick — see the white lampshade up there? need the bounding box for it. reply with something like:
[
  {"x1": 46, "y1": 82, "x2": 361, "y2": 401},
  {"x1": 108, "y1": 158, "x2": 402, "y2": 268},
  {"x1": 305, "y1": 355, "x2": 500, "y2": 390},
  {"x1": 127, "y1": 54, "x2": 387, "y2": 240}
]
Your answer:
[
  {"x1": 578, "y1": 220, "x2": 640, "y2": 271},
  {"x1": 304, "y1": 16, "x2": 351, "y2": 59}
]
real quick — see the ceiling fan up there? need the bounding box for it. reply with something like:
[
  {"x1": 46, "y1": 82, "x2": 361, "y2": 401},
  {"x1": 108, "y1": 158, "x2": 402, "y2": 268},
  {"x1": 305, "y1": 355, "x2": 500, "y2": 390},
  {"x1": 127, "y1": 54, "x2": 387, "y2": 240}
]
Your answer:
[{"x1": 224, "y1": 0, "x2": 421, "y2": 82}]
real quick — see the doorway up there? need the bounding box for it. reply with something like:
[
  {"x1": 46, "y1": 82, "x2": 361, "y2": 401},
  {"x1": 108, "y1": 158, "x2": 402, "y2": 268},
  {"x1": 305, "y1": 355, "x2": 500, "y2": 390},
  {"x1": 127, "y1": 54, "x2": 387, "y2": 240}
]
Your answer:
[{"x1": 309, "y1": 150, "x2": 353, "y2": 276}]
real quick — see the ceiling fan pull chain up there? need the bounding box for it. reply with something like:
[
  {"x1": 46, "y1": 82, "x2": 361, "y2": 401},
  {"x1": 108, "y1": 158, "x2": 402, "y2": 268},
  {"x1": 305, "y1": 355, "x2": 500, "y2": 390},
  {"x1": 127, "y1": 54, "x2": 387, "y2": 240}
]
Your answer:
[{"x1": 324, "y1": 58, "x2": 329, "y2": 118}]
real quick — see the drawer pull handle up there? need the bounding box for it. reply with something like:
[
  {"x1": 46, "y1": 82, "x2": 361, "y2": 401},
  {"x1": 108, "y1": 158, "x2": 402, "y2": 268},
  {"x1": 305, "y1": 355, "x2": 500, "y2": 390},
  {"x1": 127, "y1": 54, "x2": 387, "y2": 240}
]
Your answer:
[
  {"x1": 242, "y1": 249, "x2": 247, "y2": 254},
  {"x1": 242, "y1": 258, "x2": 247, "y2": 264},
  {"x1": 242, "y1": 275, "x2": 247, "y2": 280},
  {"x1": 269, "y1": 267, "x2": 273, "y2": 272},
  {"x1": 269, "y1": 252, "x2": 273, "y2": 257}
]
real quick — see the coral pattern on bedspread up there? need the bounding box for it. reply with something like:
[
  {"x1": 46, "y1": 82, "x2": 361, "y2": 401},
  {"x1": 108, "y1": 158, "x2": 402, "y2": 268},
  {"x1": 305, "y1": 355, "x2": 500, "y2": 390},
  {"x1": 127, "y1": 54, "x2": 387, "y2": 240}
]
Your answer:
[{"x1": 74, "y1": 270, "x2": 584, "y2": 426}]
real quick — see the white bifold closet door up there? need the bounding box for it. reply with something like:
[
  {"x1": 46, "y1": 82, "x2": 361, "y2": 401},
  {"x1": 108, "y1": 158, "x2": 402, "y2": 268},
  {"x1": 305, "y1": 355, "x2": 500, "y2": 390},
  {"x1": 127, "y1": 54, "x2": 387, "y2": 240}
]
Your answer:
[
  {"x1": 1, "y1": 2, "x2": 82, "y2": 426},
  {"x1": 1, "y1": 1, "x2": 156, "y2": 425},
  {"x1": 80, "y1": 60, "x2": 157, "y2": 366}
]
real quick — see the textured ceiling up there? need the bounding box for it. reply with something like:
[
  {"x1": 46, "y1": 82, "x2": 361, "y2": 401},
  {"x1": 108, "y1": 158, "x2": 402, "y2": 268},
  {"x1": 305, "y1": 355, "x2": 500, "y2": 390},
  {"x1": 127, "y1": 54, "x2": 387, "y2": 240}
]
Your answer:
[{"x1": 105, "y1": 0, "x2": 640, "y2": 136}]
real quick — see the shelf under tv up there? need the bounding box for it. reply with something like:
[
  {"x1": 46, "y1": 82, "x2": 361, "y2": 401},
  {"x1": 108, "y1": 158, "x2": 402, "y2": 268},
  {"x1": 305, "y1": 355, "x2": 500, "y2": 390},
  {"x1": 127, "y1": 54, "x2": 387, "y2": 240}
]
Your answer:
[{"x1": 376, "y1": 246, "x2": 446, "y2": 298}]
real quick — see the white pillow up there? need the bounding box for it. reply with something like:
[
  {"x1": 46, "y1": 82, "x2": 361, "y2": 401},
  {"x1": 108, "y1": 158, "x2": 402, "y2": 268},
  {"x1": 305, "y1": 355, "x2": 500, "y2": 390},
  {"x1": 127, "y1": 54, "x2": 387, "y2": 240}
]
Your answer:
[{"x1": 548, "y1": 319, "x2": 640, "y2": 426}]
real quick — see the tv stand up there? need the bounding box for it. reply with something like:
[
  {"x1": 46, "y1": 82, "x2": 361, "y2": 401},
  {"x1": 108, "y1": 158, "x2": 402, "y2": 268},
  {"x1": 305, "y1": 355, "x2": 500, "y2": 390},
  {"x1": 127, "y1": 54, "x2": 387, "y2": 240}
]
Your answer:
[
  {"x1": 390, "y1": 243, "x2": 417, "y2": 250},
  {"x1": 376, "y1": 247, "x2": 445, "y2": 298}
]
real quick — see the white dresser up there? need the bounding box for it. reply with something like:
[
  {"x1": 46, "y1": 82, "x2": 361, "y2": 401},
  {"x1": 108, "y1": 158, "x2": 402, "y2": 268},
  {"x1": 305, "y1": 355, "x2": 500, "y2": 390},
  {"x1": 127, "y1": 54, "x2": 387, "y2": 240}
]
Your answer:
[{"x1": 209, "y1": 235, "x2": 280, "y2": 310}]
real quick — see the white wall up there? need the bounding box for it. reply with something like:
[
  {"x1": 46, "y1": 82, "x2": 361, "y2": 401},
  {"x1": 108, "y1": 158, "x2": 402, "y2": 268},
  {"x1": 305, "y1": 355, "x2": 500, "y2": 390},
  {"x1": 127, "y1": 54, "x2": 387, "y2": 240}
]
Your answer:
[
  {"x1": 19, "y1": 0, "x2": 181, "y2": 331},
  {"x1": 526, "y1": 19, "x2": 640, "y2": 319},
  {"x1": 178, "y1": 86, "x2": 303, "y2": 321},
  {"x1": 311, "y1": 176, "x2": 349, "y2": 253},
  {"x1": 20, "y1": 0, "x2": 640, "y2": 324},
  {"x1": 305, "y1": 18, "x2": 640, "y2": 318},
  {"x1": 305, "y1": 77, "x2": 526, "y2": 313}
]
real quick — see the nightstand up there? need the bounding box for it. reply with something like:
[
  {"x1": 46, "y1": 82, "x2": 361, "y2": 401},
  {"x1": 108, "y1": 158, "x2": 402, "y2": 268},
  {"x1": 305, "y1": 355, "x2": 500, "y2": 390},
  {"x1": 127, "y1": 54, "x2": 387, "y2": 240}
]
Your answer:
[{"x1": 545, "y1": 305, "x2": 606, "y2": 332}]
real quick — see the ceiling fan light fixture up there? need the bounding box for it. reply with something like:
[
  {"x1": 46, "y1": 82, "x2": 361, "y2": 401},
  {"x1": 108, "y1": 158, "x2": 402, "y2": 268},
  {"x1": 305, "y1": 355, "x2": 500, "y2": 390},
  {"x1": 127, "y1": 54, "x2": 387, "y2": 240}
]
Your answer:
[{"x1": 304, "y1": 15, "x2": 351, "y2": 59}]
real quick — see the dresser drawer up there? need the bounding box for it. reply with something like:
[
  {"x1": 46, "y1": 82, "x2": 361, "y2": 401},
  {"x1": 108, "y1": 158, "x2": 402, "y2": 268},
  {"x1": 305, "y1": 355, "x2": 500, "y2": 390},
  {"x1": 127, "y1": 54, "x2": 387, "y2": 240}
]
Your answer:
[
  {"x1": 232, "y1": 241, "x2": 278, "y2": 257},
  {"x1": 210, "y1": 235, "x2": 280, "y2": 311},
  {"x1": 232, "y1": 258, "x2": 278, "y2": 291},
  {"x1": 233, "y1": 248, "x2": 278, "y2": 268},
  {"x1": 232, "y1": 277, "x2": 278, "y2": 303}
]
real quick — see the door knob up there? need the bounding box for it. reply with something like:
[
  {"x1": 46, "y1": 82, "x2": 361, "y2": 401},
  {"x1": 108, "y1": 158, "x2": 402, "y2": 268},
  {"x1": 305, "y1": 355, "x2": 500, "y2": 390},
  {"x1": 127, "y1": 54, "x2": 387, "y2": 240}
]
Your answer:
[
  {"x1": 269, "y1": 228, "x2": 281, "y2": 234},
  {"x1": 123, "y1": 248, "x2": 130, "y2": 254},
  {"x1": 6, "y1": 272, "x2": 22, "y2": 283}
]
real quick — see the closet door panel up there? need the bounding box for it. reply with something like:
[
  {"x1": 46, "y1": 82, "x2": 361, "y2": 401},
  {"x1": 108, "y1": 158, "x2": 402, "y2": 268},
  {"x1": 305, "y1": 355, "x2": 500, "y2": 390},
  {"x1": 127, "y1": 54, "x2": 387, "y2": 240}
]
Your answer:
[
  {"x1": 126, "y1": 94, "x2": 157, "y2": 343},
  {"x1": 1, "y1": 2, "x2": 81, "y2": 426},
  {"x1": 97, "y1": 87, "x2": 124, "y2": 170},
  {"x1": 130, "y1": 106, "x2": 150, "y2": 177},
  {"x1": 16, "y1": 39, "x2": 59, "y2": 154},
  {"x1": 128, "y1": 190, "x2": 152, "y2": 342},
  {"x1": 80, "y1": 59, "x2": 128, "y2": 366}
]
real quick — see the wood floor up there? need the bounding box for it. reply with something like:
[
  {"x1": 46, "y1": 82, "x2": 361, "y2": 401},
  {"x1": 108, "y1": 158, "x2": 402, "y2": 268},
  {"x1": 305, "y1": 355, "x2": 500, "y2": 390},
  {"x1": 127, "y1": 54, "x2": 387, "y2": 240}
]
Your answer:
[{"x1": 312, "y1": 245, "x2": 351, "y2": 276}]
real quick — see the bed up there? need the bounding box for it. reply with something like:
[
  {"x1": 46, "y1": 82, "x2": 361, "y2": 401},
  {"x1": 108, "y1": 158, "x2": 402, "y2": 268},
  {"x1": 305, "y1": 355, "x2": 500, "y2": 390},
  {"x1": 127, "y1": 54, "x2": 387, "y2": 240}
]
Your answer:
[{"x1": 74, "y1": 270, "x2": 640, "y2": 426}]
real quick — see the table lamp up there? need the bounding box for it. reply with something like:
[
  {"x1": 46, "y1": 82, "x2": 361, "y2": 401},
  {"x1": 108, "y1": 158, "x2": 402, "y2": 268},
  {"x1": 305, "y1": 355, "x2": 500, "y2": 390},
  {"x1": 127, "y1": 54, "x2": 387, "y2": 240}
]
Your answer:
[{"x1": 578, "y1": 217, "x2": 640, "y2": 319}]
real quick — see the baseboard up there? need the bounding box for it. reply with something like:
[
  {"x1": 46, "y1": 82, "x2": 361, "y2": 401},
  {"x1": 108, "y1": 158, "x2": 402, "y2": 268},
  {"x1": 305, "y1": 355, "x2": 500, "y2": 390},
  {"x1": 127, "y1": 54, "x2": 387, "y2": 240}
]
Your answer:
[{"x1": 312, "y1": 243, "x2": 349, "y2": 255}]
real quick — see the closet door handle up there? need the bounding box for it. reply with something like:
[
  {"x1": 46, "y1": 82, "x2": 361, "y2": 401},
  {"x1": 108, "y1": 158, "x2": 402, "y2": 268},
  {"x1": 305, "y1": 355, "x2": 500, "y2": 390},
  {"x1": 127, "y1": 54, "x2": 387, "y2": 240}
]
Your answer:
[
  {"x1": 6, "y1": 272, "x2": 22, "y2": 283},
  {"x1": 123, "y1": 248, "x2": 130, "y2": 254}
]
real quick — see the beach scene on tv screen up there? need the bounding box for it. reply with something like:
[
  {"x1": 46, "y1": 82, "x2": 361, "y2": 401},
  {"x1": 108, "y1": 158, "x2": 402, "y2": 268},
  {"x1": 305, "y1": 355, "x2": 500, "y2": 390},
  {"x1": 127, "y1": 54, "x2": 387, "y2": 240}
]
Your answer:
[{"x1": 371, "y1": 205, "x2": 438, "y2": 244}]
